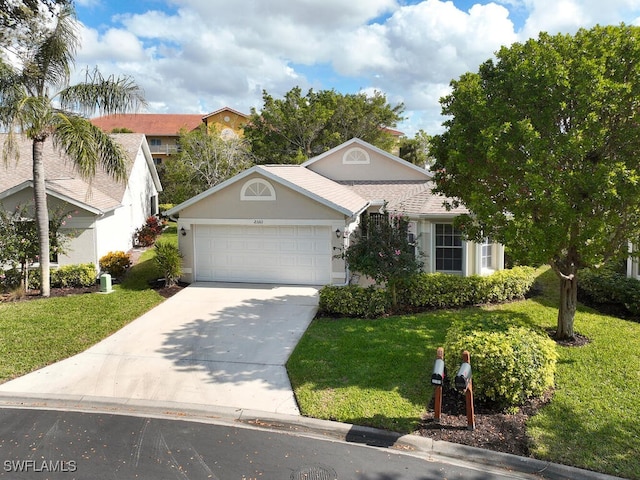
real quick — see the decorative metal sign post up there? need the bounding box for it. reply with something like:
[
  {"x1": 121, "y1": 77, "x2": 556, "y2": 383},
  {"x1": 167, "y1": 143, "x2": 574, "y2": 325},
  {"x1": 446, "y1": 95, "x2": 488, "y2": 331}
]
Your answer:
[
  {"x1": 454, "y1": 350, "x2": 475, "y2": 431},
  {"x1": 430, "y1": 347, "x2": 445, "y2": 423}
]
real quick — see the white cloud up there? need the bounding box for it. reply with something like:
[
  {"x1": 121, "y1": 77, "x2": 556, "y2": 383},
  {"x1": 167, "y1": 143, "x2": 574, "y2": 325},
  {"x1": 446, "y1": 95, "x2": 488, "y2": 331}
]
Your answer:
[
  {"x1": 72, "y1": 0, "x2": 640, "y2": 135},
  {"x1": 520, "y1": 0, "x2": 640, "y2": 39}
]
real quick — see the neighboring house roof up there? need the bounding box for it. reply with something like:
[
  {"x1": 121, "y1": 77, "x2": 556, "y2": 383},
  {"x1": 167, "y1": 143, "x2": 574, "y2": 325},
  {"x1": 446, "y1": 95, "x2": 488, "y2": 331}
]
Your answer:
[
  {"x1": 165, "y1": 164, "x2": 369, "y2": 218},
  {"x1": 91, "y1": 114, "x2": 204, "y2": 135},
  {"x1": 0, "y1": 133, "x2": 161, "y2": 214}
]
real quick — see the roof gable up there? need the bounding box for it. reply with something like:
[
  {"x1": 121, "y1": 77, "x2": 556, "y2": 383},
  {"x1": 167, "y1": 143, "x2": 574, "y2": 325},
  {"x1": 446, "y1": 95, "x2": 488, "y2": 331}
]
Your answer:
[
  {"x1": 165, "y1": 165, "x2": 368, "y2": 218},
  {"x1": 302, "y1": 138, "x2": 432, "y2": 182}
]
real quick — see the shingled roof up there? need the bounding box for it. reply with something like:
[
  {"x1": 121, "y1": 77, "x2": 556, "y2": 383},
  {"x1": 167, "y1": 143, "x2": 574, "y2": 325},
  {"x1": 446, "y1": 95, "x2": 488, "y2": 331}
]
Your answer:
[{"x1": 0, "y1": 133, "x2": 155, "y2": 213}]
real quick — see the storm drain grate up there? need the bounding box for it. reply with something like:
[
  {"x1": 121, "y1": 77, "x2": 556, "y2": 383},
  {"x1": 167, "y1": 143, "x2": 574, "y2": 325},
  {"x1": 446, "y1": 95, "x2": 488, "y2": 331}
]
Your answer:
[{"x1": 291, "y1": 464, "x2": 337, "y2": 480}]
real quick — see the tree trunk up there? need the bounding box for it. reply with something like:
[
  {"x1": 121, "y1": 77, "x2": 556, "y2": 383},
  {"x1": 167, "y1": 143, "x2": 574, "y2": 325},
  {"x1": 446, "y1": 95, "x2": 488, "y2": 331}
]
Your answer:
[
  {"x1": 556, "y1": 272, "x2": 577, "y2": 340},
  {"x1": 33, "y1": 138, "x2": 50, "y2": 297}
]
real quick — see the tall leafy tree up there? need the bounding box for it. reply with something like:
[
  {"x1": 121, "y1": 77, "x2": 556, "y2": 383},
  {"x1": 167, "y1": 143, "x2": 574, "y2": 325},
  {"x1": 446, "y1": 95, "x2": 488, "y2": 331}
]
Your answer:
[
  {"x1": 160, "y1": 125, "x2": 254, "y2": 204},
  {"x1": 245, "y1": 87, "x2": 404, "y2": 164},
  {"x1": 399, "y1": 129, "x2": 434, "y2": 168},
  {"x1": 432, "y1": 25, "x2": 640, "y2": 339},
  {"x1": 0, "y1": 4, "x2": 145, "y2": 296},
  {"x1": 0, "y1": 0, "x2": 68, "y2": 37}
]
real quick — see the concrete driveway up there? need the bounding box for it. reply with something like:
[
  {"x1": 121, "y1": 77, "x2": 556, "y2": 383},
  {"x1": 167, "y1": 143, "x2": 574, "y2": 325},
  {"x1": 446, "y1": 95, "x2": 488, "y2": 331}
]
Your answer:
[{"x1": 0, "y1": 283, "x2": 319, "y2": 415}]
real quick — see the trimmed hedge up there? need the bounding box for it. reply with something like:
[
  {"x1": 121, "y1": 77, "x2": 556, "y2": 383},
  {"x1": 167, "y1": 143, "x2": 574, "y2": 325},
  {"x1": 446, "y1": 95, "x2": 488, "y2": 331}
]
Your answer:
[
  {"x1": 578, "y1": 267, "x2": 640, "y2": 316},
  {"x1": 18, "y1": 263, "x2": 97, "y2": 290},
  {"x1": 397, "y1": 266, "x2": 536, "y2": 309},
  {"x1": 318, "y1": 267, "x2": 536, "y2": 318},
  {"x1": 318, "y1": 285, "x2": 391, "y2": 319},
  {"x1": 445, "y1": 316, "x2": 558, "y2": 408}
]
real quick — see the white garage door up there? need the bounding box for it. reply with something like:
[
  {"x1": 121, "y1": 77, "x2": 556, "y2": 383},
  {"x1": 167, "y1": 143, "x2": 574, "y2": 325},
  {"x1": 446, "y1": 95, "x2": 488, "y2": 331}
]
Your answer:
[{"x1": 194, "y1": 224, "x2": 332, "y2": 285}]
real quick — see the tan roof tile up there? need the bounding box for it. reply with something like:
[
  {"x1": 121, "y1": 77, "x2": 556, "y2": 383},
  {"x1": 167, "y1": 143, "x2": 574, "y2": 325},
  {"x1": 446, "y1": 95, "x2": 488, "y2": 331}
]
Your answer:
[
  {"x1": 0, "y1": 133, "x2": 144, "y2": 213},
  {"x1": 260, "y1": 165, "x2": 368, "y2": 216}
]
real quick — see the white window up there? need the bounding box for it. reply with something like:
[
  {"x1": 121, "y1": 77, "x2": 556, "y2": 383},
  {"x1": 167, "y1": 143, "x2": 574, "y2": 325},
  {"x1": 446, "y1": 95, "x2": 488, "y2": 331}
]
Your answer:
[
  {"x1": 241, "y1": 178, "x2": 276, "y2": 201},
  {"x1": 481, "y1": 237, "x2": 493, "y2": 269},
  {"x1": 343, "y1": 147, "x2": 370, "y2": 164},
  {"x1": 435, "y1": 224, "x2": 463, "y2": 273}
]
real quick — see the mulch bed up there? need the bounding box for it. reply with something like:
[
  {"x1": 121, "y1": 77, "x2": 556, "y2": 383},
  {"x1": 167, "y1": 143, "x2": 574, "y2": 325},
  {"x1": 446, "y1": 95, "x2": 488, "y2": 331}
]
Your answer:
[{"x1": 417, "y1": 385, "x2": 553, "y2": 456}]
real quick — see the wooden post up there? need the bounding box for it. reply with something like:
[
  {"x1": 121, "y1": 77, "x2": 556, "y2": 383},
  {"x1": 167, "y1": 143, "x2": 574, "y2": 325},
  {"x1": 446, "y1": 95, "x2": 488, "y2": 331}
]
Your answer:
[
  {"x1": 462, "y1": 350, "x2": 475, "y2": 431},
  {"x1": 434, "y1": 347, "x2": 444, "y2": 423}
]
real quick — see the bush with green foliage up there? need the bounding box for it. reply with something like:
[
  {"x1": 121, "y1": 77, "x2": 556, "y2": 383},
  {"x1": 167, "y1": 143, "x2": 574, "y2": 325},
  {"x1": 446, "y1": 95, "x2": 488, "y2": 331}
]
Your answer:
[
  {"x1": 16, "y1": 263, "x2": 96, "y2": 290},
  {"x1": 51, "y1": 264, "x2": 96, "y2": 288},
  {"x1": 99, "y1": 251, "x2": 131, "y2": 279},
  {"x1": 159, "y1": 204, "x2": 175, "y2": 217},
  {"x1": 318, "y1": 285, "x2": 391, "y2": 319},
  {"x1": 578, "y1": 267, "x2": 640, "y2": 316},
  {"x1": 398, "y1": 266, "x2": 536, "y2": 309},
  {"x1": 445, "y1": 316, "x2": 558, "y2": 408},
  {"x1": 154, "y1": 240, "x2": 182, "y2": 287},
  {"x1": 318, "y1": 267, "x2": 536, "y2": 318}
]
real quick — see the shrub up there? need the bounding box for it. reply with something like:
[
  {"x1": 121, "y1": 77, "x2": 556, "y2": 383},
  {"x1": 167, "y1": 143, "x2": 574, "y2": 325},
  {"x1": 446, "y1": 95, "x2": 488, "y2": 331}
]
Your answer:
[
  {"x1": 159, "y1": 204, "x2": 175, "y2": 217},
  {"x1": 134, "y1": 216, "x2": 166, "y2": 247},
  {"x1": 398, "y1": 266, "x2": 536, "y2": 310},
  {"x1": 0, "y1": 269, "x2": 22, "y2": 292},
  {"x1": 445, "y1": 316, "x2": 558, "y2": 408},
  {"x1": 99, "y1": 251, "x2": 131, "y2": 278},
  {"x1": 154, "y1": 240, "x2": 182, "y2": 287},
  {"x1": 318, "y1": 285, "x2": 391, "y2": 318},
  {"x1": 50, "y1": 264, "x2": 96, "y2": 288},
  {"x1": 579, "y1": 267, "x2": 640, "y2": 316}
]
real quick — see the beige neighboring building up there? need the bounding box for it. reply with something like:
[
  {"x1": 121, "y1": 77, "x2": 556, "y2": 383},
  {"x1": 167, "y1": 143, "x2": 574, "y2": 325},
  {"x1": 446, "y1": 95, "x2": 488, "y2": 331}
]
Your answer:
[
  {"x1": 91, "y1": 107, "x2": 249, "y2": 166},
  {"x1": 165, "y1": 138, "x2": 504, "y2": 285}
]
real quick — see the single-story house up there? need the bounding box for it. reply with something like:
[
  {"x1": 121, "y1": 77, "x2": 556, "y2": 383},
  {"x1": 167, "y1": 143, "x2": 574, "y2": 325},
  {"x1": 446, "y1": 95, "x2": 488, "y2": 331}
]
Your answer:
[
  {"x1": 0, "y1": 133, "x2": 162, "y2": 269},
  {"x1": 165, "y1": 138, "x2": 504, "y2": 285}
]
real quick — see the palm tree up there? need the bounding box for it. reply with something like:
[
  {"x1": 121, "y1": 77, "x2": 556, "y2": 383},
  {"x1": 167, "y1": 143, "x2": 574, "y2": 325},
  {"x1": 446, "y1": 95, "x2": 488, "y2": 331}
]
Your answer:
[{"x1": 0, "y1": 5, "x2": 145, "y2": 296}]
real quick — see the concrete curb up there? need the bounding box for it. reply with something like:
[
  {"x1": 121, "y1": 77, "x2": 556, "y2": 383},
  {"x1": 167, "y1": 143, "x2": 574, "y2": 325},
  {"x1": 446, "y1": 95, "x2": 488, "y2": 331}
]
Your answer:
[{"x1": 0, "y1": 393, "x2": 624, "y2": 480}]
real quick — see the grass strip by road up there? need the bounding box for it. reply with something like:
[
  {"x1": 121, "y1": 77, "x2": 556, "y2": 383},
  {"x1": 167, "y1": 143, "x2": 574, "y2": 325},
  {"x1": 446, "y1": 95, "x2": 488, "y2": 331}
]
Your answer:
[
  {"x1": 287, "y1": 268, "x2": 640, "y2": 479},
  {"x1": 0, "y1": 226, "x2": 177, "y2": 384}
]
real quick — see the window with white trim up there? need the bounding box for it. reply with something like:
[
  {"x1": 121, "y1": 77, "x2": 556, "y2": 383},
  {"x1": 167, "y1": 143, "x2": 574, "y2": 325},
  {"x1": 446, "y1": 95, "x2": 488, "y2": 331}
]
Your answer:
[
  {"x1": 342, "y1": 147, "x2": 370, "y2": 164},
  {"x1": 435, "y1": 224, "x2": 463, "y2": 273},
  {"x1": 240, "y1": 178, "x2": 276, "y2": 201},
  {"x1": 481, "y1": 237, "x2": 493, "y2": 269}
]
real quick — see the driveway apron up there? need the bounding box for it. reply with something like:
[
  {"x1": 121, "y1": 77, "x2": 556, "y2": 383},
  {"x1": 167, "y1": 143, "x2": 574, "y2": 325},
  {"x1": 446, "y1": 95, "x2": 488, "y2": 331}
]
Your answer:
[{"x1": 0, "y1": 283, "x2": 319, "y2": 415}]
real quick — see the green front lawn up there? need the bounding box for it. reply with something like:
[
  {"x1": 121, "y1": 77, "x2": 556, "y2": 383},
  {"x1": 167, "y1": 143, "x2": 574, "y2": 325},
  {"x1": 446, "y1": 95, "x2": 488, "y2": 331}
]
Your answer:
[
  {"x1": 287, "y1": 268, "x2": 640, "y2": 479},
  {"x1": 0, "y1": 226, "x2": 177, "y2": 384}
]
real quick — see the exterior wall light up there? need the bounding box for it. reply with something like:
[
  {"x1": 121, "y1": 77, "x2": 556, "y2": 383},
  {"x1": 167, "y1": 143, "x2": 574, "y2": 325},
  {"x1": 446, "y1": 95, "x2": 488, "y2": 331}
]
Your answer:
[
  {"x1": 180, "y1": 227, "x2": 186, "y2": 236},
  {"x1": 335, "y1": 228, "x2": 341, "y2": 238}
]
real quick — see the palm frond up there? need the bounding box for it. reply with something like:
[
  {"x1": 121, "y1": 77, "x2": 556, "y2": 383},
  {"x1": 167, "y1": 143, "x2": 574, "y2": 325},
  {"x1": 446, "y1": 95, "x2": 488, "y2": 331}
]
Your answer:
[
  {"x1": 59, "y1": 68, "x2": 146, "y2": 117},
  {"x1": 51, "y1": 113, "x2": 127, "y2": 182},
  {"x1": 26, "y1": 3, "x2": 78, "y2": 94}
]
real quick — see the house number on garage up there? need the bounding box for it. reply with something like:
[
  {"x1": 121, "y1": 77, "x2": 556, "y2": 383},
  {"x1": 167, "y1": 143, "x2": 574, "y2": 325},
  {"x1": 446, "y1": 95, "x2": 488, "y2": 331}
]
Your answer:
[{"x1": 253, "y1": 219, "x2": 264, "y2": 224}]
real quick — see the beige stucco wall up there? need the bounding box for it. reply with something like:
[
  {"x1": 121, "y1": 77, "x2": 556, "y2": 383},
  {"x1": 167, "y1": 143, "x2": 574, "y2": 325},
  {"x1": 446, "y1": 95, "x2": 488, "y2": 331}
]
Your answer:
[
  {"x1": 180, "y1": 173, "x2": 344, "y2": 221},
  {"x1": 307, "y1": 146, "x2": 429, "y2": 182},
  {"x1": 176, "y1": 173, "x2": 350, "y2": 284}
]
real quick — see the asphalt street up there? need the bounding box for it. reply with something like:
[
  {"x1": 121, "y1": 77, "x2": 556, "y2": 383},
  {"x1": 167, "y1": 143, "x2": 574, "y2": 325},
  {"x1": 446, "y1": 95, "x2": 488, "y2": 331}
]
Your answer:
[{"x1": 0, "y1": 407, "x2": 542, "y2": 480}]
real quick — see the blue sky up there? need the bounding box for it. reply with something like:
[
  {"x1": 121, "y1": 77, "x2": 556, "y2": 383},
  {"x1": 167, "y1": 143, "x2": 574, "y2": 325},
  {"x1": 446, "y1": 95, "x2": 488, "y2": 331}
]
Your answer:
[{"x1": 72, "y1": 0, "x2": 640, "y2": 135}]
